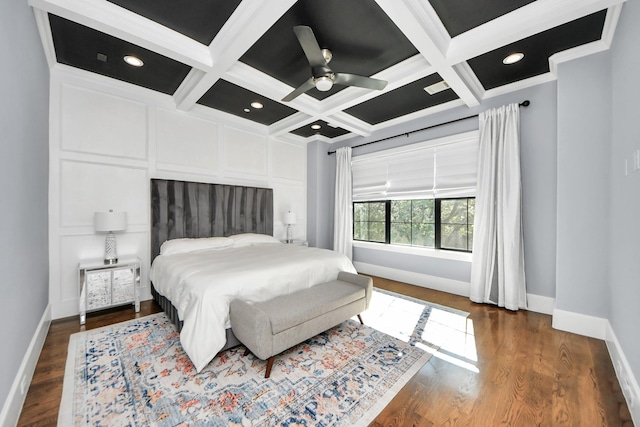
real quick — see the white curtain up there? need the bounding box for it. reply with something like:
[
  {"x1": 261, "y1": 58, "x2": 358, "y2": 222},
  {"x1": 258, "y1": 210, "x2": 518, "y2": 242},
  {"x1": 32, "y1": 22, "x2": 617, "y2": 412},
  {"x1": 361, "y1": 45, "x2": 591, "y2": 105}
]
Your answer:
[
  {"x1": 334, "y1": 147, "x2": 353, "y2": 259},
  {"x1": 470, "y1": 104, "x2": 527, "y2": 310}
]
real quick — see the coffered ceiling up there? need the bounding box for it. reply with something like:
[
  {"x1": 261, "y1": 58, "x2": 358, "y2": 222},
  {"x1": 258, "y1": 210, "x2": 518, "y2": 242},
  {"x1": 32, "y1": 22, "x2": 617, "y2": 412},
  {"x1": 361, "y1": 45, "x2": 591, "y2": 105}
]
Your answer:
[{"x1": 29, "y1": 0, "x2": 625, "y2": 142}]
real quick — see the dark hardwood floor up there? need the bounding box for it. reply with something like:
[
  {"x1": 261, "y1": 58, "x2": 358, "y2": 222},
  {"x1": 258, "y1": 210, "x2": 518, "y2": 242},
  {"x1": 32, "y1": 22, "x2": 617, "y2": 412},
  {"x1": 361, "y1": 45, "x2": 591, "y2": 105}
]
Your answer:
[{"x1": 18, "y1": 277, "x2": 633, "y2": 426}]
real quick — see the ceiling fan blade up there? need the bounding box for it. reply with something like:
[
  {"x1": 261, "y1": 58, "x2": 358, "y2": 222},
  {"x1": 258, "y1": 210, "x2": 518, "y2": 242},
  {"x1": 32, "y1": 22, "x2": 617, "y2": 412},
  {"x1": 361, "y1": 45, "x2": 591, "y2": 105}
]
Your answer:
[
  {"x1": 334, "y1": 73, "x2": 388, "y2": 90},
  {"x1": 293, "y1": 26, "x2": 327, "y2": 68},
  {"x1": 281, "y1": 77, "x2": 315, "y2": 102}
]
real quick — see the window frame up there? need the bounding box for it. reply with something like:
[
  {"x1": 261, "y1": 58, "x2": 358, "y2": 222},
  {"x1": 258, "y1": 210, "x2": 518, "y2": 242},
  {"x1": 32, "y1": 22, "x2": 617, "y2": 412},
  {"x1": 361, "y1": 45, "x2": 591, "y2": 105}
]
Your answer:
[{"x1": 353, "y1": 197, "x2": 475, "y2": 253}]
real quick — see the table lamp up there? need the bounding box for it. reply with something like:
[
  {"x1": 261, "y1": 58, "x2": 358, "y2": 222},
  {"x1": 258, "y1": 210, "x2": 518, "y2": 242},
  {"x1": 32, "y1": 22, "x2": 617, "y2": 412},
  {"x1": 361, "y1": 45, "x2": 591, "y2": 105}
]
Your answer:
[
  {"x1": 285, "y1": 211, "x2": 297, "y2": 243},
  {"x1": 94, "y1": 210, "x2": 127, "y2": 264}
]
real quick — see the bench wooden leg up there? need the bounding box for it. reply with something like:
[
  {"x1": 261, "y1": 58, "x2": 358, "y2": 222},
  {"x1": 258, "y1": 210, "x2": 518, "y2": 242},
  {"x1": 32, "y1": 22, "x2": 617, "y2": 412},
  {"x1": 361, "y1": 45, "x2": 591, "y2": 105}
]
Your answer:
[
  {"x1": 243, "y1": 347, "x2": 251, "y2": 357},
  {"x1": 265, "y1": 356, "x2": 275, "y2": 378},
  {"x1": 357, "y1": 314, "x2": 364, "y2": 325}
]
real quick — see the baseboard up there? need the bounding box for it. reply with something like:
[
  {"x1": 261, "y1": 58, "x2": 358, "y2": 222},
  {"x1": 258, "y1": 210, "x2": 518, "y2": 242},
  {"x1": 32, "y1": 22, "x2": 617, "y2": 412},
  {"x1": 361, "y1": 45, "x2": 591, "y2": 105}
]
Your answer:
[
  {"x1": 354, "y1": 261, "x2": 555, "y2": 315},
  {"x1": 526, "y1": 293, "x2": 555, "y2": 315},
  {"x1": 353, "y1": 262, "x2": 470, "y2": 297},
  {"x1": 0, "y1": 303, "x2": 51, "y2": 427},
  {"x1": 552, "y1": 307, "x2": 608, "y2": 340},
  {"x1": 605, "y1": 322, "x2": 640, "y2": 425}
]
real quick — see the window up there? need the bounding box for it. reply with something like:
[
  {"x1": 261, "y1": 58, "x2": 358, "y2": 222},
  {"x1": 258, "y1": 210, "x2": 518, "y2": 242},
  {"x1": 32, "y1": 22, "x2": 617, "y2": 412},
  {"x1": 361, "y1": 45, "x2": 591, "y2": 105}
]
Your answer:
[
  {"x1": 353, "y1": 197, "x2": 475, "y2": 252},
  {"x1": 353, "y1": 201, "x2": 386, "y2": 242}
]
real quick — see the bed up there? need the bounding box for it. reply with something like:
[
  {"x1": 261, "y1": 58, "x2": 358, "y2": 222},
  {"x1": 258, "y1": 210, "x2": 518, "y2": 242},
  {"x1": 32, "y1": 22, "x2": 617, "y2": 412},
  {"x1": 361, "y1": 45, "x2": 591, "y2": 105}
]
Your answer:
[{"x1": 149, "y1": 179, "x2": 356, "y2": 372}]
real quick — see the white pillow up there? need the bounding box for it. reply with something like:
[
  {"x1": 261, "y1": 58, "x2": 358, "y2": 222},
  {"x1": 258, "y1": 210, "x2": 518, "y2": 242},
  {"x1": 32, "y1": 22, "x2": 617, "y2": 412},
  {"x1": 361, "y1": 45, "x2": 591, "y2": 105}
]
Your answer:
[
  {"x1": 228, "y1": 233, "x2": 281, "y2": 246},
  {"x1": 160, "y1": 236, "x2": 234, "y2": 256}
]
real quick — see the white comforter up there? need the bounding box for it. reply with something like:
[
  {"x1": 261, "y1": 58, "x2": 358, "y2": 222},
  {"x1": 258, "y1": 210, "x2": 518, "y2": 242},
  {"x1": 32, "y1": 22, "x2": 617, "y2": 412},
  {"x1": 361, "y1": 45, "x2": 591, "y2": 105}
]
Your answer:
[{"x1": 150, "y1": 243, "x2": 357, "y2": 372}]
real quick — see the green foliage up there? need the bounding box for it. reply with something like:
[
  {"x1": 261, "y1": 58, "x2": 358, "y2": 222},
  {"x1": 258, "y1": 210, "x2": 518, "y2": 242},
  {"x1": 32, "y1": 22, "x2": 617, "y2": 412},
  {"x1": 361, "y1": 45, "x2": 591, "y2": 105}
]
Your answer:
[{"x1": 390, "y1": 199, "x2": 435, "y2": 247}]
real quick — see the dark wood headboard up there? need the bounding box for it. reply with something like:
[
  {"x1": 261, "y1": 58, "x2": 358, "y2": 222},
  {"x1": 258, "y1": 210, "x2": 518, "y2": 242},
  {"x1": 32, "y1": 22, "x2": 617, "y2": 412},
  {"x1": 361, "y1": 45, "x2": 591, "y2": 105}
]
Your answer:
[{"x1": 150, "y1": 179, "x2": 273, "y2": 260}]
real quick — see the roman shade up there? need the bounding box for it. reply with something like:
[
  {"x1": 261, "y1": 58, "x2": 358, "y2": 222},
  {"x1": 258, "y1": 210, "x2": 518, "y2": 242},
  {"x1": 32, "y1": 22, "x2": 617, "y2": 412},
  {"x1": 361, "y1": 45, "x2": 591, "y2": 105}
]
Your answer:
[{"x1": 351, "y1": 131, "x2": 479, "y2": 201}]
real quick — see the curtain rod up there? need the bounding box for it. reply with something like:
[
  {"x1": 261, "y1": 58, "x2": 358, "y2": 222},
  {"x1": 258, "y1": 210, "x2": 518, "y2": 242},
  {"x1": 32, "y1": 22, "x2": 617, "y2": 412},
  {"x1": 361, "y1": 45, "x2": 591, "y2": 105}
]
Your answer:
[{"x1": 327, "y1": 100, "x2": 530, "y2": 155}]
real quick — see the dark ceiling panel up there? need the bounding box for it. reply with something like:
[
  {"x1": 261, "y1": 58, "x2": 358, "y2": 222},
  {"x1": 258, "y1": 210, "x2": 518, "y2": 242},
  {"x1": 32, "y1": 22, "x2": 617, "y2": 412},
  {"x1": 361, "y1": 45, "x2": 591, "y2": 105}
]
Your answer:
[
  {"x1": 107, "y1": 0, "x2": 242, "y2": 45},
  {"x1": 197, "y1": 79, "x2": 297, "y2": 126},
  {"x1": 49, "y1": 14, "x2": 191, "y2": 95},
  {"x1": 468, "y1": 10, "x2": 607, "y2": 90},
  {"x1": 429, "y1": 0, "x2": 535, "y2": 37},
  {"x1": 345, "y1": 74, "x2": 459, "y2": 125},
  {"x1": 291, "y1": 120, "x2": 350, "y2": 139},
  {"x1": 240, "y1": 0, "x2": 418, "y2": 101}
]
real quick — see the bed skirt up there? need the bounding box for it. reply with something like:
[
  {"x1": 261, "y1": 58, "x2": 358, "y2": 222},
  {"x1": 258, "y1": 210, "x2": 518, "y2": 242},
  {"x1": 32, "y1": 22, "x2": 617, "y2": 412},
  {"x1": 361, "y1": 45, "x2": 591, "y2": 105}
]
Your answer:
[{"x1": 150, "y1": 283, "x2": 242, "y2": 352}]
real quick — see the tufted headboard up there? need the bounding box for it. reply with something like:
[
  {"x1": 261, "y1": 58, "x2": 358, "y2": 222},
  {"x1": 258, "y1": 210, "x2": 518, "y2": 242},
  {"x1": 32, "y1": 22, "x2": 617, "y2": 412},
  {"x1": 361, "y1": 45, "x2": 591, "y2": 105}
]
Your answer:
[{"x1": 150, "y1": 179, "x2": 273, "y2": 260}]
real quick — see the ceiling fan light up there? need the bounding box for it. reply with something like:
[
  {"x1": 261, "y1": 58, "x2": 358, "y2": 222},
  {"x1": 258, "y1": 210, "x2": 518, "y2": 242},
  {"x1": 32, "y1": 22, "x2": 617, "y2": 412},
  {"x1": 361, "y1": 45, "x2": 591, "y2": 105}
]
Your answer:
[{"x1": 315, "y1": 76, "x2": 333, "y2": 92}]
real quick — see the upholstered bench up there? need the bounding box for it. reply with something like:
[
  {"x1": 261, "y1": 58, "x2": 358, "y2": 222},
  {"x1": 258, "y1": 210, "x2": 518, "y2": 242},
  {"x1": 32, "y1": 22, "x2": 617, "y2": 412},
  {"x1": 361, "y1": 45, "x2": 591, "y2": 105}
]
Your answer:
[{"x1": 229, "y1": 271, "x2": 373, "y2": 378}]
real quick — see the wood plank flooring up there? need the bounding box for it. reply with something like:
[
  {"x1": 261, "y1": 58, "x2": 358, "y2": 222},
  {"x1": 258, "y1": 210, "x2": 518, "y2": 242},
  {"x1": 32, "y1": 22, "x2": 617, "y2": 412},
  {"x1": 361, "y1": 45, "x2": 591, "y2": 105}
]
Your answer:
[{"x1": 18, "y1": 277, "x2": 633, "y2": 426}]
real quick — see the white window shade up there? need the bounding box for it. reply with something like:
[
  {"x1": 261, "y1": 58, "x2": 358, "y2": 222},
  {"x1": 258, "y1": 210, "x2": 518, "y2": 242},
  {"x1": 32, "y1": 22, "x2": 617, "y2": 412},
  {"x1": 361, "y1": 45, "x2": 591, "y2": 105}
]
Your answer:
[
  {"x1": 352, "y1": 157, "x2": 389, "y2": 201},
  {"x1": 434, "y1": 138, "x2": 478, "y2": 197},
  {"x1": 352, "y1": 131, "x2": 478, "y2": 201},
  {"x1": 386, "y1": 148, "x2": 435, "y2": 199}
]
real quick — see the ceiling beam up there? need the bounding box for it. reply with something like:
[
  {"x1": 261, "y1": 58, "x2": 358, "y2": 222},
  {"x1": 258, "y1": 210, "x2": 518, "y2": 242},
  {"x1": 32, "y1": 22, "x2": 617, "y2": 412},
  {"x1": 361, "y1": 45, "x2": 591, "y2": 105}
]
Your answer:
[
  {"x1": 174, "y1": 0, "x2": 296, "y2": 111},
  {"x1": 28, "y1": 0, "x2": 212, "y2": 70},
  {"x1": 269, "y1": 112, "x2": 316, "y2": 137},
  {"x1": 447, "y1": 0, "x2": 627, "y2": 64},
  {"x1": 375, "y1": 0, "x2": 481, "y2": 107}
]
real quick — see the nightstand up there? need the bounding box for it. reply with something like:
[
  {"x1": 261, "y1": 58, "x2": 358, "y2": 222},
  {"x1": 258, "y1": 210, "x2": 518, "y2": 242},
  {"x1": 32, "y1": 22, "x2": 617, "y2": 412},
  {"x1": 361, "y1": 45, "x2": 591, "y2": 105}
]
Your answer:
[
  {"x1": 78, "y1": 257, "x2": 141, "y2": 324},
  {"x1": 282, "y1": 240, "x2": 309, "y2": 246}
]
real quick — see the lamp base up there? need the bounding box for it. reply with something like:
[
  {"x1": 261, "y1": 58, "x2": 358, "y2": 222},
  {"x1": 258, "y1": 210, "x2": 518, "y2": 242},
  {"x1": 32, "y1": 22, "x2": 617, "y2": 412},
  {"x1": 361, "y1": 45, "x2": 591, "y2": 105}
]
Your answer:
[
  {"x1": 286, "y1": 224, "x2": 293, "y2": 244},
  {"x1": 104, "y1": 232, "x2": 118, "y2": 265}
]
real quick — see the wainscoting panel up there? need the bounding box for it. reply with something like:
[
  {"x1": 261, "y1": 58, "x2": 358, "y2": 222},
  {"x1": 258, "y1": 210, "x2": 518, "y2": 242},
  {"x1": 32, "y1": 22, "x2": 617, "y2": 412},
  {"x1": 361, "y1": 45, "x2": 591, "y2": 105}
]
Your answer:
[
  {"x1": 272, "y1": 180, "x2": 306, "y2": 241},
  {"x1": 59, "y1": 160, "x2": 149, "y2": 228},
  {"x1": 221, "y1": 126, "x2": 268, "y2": 176},
  {"x1": 155, "y1": 107, "x2": 219, "y2": 171},
  {"x1": 269, "y1": 139, "x2": 306, "y2": 181},
  {"x1": 60, "y1": 84, "x2": 147, "y2": 160}
]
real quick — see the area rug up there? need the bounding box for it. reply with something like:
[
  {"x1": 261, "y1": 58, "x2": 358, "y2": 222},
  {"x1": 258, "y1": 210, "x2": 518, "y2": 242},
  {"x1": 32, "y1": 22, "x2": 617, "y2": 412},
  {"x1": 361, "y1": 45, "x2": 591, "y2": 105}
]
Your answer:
[{"x1": 59, "y1": 289, "x2": 468, "y2": 426}]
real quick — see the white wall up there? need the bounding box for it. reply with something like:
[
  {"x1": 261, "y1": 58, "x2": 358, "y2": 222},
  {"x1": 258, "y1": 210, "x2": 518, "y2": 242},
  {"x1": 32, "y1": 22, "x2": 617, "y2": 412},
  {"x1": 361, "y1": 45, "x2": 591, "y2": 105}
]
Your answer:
[{"x1": 49, "y1": 67, "x2": 307, "y2": 320}]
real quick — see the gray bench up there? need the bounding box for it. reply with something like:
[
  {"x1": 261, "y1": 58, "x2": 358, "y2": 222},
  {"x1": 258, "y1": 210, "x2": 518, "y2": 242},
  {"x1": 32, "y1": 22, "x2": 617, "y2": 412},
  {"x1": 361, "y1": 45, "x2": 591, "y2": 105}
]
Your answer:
[{"x1": 229, "y1": 271, "x2": 373, "y2": 378}]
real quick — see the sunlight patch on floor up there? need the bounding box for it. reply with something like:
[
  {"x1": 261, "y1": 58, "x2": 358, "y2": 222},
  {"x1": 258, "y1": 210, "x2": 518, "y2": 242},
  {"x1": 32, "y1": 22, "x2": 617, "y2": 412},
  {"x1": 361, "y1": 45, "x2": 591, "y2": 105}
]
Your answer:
[
  {"x1": 355, "y1": 290, "x2": 424, "y2": 343},
  {"x1": 354, "y1": 290, "x2": 479, "y2": 373}
]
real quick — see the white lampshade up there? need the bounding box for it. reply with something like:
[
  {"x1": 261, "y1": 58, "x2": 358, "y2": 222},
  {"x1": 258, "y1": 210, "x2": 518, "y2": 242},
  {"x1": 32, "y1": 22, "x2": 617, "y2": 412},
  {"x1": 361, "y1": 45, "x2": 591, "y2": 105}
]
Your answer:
[
  {"x1": 284, "y1": 211, "x2": 297, "y2": 225},
  {"x1": 94, "y1": 210, "x2": 127, "y2": 232}
]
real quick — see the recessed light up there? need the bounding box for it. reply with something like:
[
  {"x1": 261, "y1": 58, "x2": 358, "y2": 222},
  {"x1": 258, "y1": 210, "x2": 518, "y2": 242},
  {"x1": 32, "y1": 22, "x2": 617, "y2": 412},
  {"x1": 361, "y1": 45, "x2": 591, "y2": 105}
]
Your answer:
[
  {"x1": 503, "y1": 52, "x2": 524, "y2": 65},
  {"x1": 123, "y1": 55, "x2": 144, "y2": 67},
  {"x1": 311, "y1": 124, "x2": 321, "y2": 130},
  {"x1": 244, "y1": 108, "x2": 250, "y2": 113},
  {"x1": 250, "y1": 101, "x2": 263, "y2": 109}
]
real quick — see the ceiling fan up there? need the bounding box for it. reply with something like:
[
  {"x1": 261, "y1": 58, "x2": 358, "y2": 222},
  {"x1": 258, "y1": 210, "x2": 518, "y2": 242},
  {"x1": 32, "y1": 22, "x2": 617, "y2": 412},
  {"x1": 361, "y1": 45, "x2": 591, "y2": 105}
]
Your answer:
[{"x1": 281, "y1": 26, "x2": 388, "y2": 102}]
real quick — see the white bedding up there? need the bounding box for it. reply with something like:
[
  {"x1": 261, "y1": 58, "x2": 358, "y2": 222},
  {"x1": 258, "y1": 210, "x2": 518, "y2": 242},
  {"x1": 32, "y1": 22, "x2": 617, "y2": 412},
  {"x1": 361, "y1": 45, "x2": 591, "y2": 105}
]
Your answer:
[{"x1": 150, "y1": 242, "x2": 357, "y2": 372}]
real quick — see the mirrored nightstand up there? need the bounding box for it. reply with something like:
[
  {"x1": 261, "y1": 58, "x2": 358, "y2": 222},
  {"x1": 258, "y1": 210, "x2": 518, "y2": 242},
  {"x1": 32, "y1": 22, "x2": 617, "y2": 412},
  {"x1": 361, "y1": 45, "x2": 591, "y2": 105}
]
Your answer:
[
  {"x1": 78, "y1": 257, "x2": 141, "y2": 324},
  {"x1": 281, "y1": 240, "x2": 309, "y2": 246}
]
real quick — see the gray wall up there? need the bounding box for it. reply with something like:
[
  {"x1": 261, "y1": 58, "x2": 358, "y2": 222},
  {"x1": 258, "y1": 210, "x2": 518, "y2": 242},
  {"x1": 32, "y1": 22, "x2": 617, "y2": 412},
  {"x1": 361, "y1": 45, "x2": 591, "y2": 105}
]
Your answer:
[
  {"x1": 309, "y1": 82, "x2": 559, "y2": 298},
  {"x1": 0, "y1": 0, "x2": 50, "y2": 408},
  {"x1": 610, "y1": 0, "x2": 640, "y2": 388},
  {"x1": 555, "y1": 52, "x2": 611, "y2": 317},
  {"x1": 307, "y1": 139, "x2": 336, "y2": 249}
]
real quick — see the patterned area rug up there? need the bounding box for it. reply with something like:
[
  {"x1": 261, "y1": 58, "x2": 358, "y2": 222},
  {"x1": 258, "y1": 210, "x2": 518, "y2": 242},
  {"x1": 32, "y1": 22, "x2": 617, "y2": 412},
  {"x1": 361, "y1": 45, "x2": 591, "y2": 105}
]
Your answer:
[{"x1": 59, "y1": 289, "x2": 469, "y2": 426}]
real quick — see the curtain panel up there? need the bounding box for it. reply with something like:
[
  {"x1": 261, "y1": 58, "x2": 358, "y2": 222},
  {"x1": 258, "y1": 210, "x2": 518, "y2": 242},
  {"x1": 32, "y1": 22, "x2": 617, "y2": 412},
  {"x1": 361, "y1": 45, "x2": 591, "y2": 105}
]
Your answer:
[
  {"x1": 470, "y1": 103, "x2": 527, "y2": 310},
  {"x1": 334, "y1": 147, "x2": 353, "y2": 259}
]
